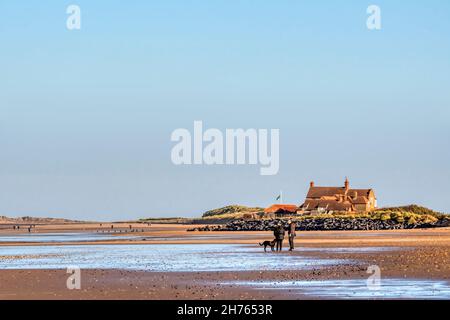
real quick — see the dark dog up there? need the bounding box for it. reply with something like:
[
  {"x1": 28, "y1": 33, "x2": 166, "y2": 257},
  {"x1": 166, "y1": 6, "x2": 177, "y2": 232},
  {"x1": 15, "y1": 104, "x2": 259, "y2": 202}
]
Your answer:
[{"x1": 259, "y1": 240, "x2": 276, "y2": 252}]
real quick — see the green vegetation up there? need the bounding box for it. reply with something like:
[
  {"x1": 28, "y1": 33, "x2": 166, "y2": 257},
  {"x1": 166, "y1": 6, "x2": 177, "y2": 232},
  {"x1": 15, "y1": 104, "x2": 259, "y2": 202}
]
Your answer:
[
  {"x1": 374, "y1": 204, "x2": 444, "y2": 218},
  {"x1": 137, "y1": 204, "x2": 448, "y2": 226},
  {"x1": 199, "y1": 204, "x2": 448, "y2": 224},
  {"x1": 292, "y1": 204, "x2": 446, "y2": 224},
  {"x1": 369, "y1": 204, "x2": 447, "y2": 224},
  {"x1": 201, "y1": 205, "x2": 264, "y2": 218},
  {"x1": 371, "y1": 211, "x2": 439, "y2": 224},
  {"x1": 138, "y1": 217, "x2": 193, "y2": 224}
]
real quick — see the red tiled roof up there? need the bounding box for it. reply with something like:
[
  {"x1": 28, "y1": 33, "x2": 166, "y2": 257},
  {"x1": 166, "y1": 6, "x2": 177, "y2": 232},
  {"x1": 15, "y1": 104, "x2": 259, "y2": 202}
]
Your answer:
[
  {"x1": 302, "y1": 181, "x2": 375, "y2": 212},
  {"x1": 264, "y1": 204, "x2": 298, "y2": 214},
  {"x1": 353, "y1": 196, "x2": 369, "y2": 204},
  {"x1": 306, "y1": 187, "x2": 372, "y2": 200},
  {"x1": 306, "y1": 187, "x2": 346, "y2": 198},
  {"x1": 349, "y1": 189, "x2": 372, "y2": 197},
  {"x1": 301, "y1": 199, "x2": 354, "y2": 211}
]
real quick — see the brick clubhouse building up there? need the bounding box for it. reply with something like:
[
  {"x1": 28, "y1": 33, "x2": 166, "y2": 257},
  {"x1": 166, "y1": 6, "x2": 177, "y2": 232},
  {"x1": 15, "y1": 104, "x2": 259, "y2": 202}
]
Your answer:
[{"x1": 265, "y1": 178, "x2": 377, "y2": 216}]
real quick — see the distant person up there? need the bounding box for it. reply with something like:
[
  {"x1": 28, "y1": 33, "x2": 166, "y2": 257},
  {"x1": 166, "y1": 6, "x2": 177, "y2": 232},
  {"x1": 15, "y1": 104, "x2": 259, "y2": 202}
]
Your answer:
[
  {"x1": 287, "y1": 220, "x2": 296, "y2": 251},
  {"x1": 274, "y1": 223, "x2": 285, "y2": 252}
]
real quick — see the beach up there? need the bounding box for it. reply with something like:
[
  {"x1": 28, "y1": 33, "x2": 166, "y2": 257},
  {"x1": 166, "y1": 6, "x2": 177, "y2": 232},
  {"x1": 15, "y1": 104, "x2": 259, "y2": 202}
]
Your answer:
[{"x1": 0, "y1": 223, "x2": 449, "y2": 300}]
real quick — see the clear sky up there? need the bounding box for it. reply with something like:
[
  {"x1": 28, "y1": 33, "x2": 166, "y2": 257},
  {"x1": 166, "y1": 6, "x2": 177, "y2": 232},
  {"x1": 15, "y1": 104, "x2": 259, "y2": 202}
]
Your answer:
[{"x1": 1, "y1": 1, "x2": 450, "y2": 220}]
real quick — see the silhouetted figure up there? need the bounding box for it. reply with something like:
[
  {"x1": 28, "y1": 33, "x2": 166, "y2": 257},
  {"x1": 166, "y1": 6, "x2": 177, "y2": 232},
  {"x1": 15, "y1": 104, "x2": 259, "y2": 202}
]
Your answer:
[
  {"x1": 288, "y1": 220, "x2": 296, "y2": 251},
  {"x1": 274, "y1": 224, "x2": 285, "y2": 252}
]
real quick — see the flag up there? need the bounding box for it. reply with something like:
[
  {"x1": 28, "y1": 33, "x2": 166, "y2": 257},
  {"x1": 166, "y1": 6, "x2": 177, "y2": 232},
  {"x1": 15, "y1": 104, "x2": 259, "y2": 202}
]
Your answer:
[{"x1": 276, "y1": 194, "x2": 281, "y2": 201}]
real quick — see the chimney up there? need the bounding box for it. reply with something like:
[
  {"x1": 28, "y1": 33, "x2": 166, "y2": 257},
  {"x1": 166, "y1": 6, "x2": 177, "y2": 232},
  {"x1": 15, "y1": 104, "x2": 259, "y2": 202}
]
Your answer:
[
  {"x1": 344, "y1": 177, "x2": 349, "y2": 190},
  {"x1": 310, "y1": 181, "x2": 314, "y2": 188}
]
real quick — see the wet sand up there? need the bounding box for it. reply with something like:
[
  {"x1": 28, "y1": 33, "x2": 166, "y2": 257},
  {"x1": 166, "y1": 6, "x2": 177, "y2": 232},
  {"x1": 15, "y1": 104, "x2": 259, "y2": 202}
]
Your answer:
[
  {"x1": 1, "y1": 223, "x2": 449, "y2": 246},
  {"x1": 0, "y1": 224, "x2": 449, "y2": 299}
]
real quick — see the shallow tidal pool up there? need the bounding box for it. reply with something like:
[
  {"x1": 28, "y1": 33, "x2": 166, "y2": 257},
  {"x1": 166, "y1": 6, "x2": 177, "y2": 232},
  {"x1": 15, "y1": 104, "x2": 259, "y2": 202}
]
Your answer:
[
  {"x1": 0, "y1": 243, "x2": 348, "y2": 271},
  {"x1": 225, "y1": 279, "x2": 450, "y2": 300}
]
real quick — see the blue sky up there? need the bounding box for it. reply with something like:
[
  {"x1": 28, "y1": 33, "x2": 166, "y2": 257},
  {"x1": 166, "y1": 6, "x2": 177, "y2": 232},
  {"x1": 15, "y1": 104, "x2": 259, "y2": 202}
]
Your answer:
[{"x1": 1, "y1": 1, "x2": 450, "y2": 220}]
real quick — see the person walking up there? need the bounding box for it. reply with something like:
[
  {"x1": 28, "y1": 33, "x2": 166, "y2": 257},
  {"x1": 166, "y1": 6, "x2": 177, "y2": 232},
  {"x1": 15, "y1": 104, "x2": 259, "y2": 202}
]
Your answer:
[
  {"x1": 288, "y1": 219, "x2": 297, "y2": 251},
  {"x1": 274, "y1": 223, "x2": 285, "y2": 252}
]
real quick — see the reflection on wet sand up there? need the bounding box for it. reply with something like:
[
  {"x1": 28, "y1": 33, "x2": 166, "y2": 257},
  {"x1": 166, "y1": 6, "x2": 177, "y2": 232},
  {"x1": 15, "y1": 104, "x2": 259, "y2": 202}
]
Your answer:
[
  {"x1": 227, "y1": 278, "x2": 450, "y2": 299},
  {"x1": 0, "y1": 243, "x2": 349, "y2": 271}
]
